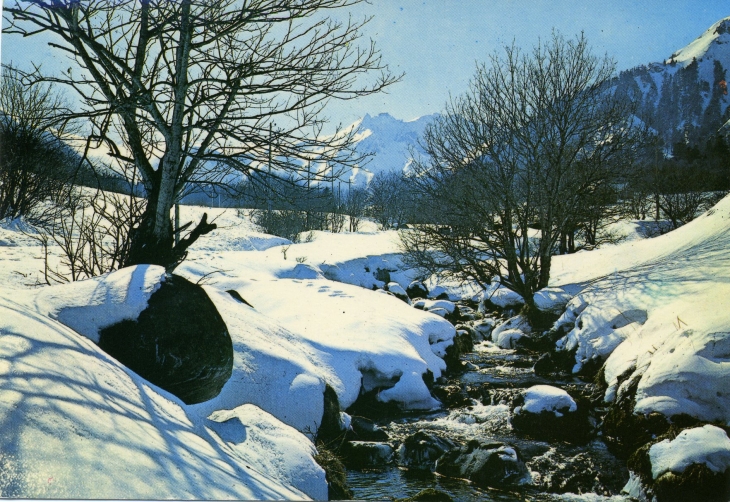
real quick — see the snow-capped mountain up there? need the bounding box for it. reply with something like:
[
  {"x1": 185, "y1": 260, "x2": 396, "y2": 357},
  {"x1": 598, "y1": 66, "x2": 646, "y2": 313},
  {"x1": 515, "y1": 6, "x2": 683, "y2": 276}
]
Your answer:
[
  {"x1": 344, "y1": 112, "x2": 436, "y2": 187},
  {"x1": 614, "y1": 17, "x2": 730, "y2": 145}
]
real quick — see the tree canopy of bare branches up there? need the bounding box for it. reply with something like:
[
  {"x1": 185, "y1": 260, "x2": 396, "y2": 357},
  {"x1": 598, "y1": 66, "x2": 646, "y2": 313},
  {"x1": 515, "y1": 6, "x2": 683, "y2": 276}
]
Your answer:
[
  {"x1": 0, "y1": 65, "x2": 78, "y2": 222},
  {"x1": 403, "y1": 33, "x2": 646, "y2": 310},
  {"x1": 5, "y1": 0, "x2": 399, "y2": 270}
]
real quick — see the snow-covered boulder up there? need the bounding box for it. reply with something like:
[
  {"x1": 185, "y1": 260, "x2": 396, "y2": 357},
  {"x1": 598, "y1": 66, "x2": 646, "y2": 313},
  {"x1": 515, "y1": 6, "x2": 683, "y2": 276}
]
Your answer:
[
  {"x1": 406, "y1": 280, "x2": 429, "y2": 299},
  {"x1": 493, "y1": 328, "x2": 530, "y2": 349},
  {"x1": 491, "y1": 315, "x2": 532, "y2": 349},
  {"x1": 435, "y1": 441, "x2": 529, "y2": 489},
  {"x1": 35, "y1": 266, "x2": 234, "y2": 404},
  {"x1": 511, "y1": 385, "x2": 591, "y2": 442},
  {"x1": 98, "y1": 273, "x2": 233, "y2": 404},
  {"x1": 482, "y1": 279, "x2": 524, "y2": 309},
  {"x1": 386, "y1": 281, "x2": 411, "y2": 304},
  {"x1": 625, "y1": 425, "x2": 730, "y2": 502},
  {"x1": 398, "y1": 431, "x2": 455, "y2": 472},
  {"x1": 473, "y1": 318, "x2": 497, "y2": 341},
  {"x1": 0, "y1": 297, "x2": 319, "y2": 500},
  {"x1": 533, "y1": 286, "x2": 578, "y2": 313}
]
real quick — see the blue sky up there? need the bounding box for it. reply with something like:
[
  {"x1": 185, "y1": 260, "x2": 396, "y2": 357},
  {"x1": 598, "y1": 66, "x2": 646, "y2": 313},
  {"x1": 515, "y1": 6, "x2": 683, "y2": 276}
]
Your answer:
[{"x1": 2, "y1": 1, "x2": 729, "y2": 127}]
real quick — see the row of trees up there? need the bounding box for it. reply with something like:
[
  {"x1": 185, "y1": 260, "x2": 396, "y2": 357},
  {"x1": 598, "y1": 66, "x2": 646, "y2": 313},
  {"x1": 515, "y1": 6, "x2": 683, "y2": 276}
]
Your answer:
[
  {"x1": 2, "y1": 2, "x2": 725, "y2": 302},
  {"x1": 401, "y1": 33, "x2": 652, "y2": 311},
  {"x1": 4, "y1": 0, "x2": 400, "y2": 271}
]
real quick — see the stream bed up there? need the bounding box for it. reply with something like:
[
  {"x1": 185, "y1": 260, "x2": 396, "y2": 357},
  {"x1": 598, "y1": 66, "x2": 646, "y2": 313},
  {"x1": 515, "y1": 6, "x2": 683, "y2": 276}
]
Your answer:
[{"x1": 344, "y1": 343, "x2": 631, "y2": 501}]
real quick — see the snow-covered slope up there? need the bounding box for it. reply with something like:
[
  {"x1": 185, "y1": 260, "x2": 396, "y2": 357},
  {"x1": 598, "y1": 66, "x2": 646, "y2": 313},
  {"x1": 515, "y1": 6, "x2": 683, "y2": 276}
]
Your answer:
[
  {"x1": 545, "y1": 194, "x2": 730, "y2": 423},
  {"x1": 0, "y1": 206, "x2": 455, "y2": 499},
  {"x1": 0, "y1": 289, "x2": 323, "y2": 499}
]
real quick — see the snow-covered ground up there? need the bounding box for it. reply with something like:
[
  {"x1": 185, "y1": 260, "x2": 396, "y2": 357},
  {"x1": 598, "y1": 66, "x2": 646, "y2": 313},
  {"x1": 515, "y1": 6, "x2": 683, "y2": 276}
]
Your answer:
[
  {"x1": 2, "y1": 192, "x2": 730, "y2": 498},
  {"x1": 546, "y1": 195, "x2": 730, "y2": 423},
  {"x1": 0, "y1": 206, "x2": 454, "y2": 499}
]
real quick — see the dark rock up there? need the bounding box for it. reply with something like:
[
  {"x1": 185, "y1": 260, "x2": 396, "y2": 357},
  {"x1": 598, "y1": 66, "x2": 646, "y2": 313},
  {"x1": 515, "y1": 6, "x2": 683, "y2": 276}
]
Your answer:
[
  {"x1": 98, "y1": 274, "x2": 232, "y2": 404},
  {"x1": 314, "y1": 445, "x2": 353, "y2": 500},
  {"x1": 343, "y1": 441, "x2": 394, "y2": 469},
  {"x1": 510, "y1": 386, "x2": 593, "y2": 443},
  {"x1": 602, "y1": 375, "x2": 675, "y2": 457},
  {"x1": 406, "y1": 281, "x2": 429, "y2": 300},
  {"x1": 349, "y1": 416, "x2": 389, "y2": 441},
  {"x1": 398, "y1": 431, "x2": 455, "y2": 472},
  {"x1": 432, "y1": 383, "x2": 471, "y2": 409},
  {"x1": 346, "y1": 387, "x2": 403, "y2": 420},
  {"x1": 528, "y1": 449, "x2": 629, "y2": 495},
  {"x1": 443, "y1": 330, "x2": 473, "y2": 373},
  {"x1": 374, "y1": 267, "x2": 393, "y2": 283},
  {"x1": 533, "y1": 352, "x2": 556, "y2": 376},
  {"x1": 652, "y1": 463, "x2": 730, "y2": 502},
  {"x1": 435, "y1": 440, "x2": 529, "y2": 488},
  {"x1": 317, "y1": 384, "x2": 345, "y2": 445}
]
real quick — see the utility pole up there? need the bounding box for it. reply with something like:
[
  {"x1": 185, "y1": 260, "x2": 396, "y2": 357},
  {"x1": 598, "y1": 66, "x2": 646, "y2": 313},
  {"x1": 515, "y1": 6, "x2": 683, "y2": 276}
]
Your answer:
[{"x1": 268, "y1": 122, "x2": 273, "y2": 213}]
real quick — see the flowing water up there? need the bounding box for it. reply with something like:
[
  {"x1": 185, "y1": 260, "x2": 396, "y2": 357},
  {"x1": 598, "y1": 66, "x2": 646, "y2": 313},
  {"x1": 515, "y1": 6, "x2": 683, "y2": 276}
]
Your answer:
[{"x1": 345, "y1": 343, "x2": 631, "y2": 501}]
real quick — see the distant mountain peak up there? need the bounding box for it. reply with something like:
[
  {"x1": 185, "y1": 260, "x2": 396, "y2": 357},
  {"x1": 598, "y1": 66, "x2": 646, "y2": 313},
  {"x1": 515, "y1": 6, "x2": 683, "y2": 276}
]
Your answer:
[{"x1": 668, "y1": 16, "x2": 730, "y2": 66}]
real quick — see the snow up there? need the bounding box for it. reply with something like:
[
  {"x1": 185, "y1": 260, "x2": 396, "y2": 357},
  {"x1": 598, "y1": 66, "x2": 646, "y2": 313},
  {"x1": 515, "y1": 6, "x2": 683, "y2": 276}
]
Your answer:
[
  {"x1": 33, "y1": 265, "x2": 167, "y2": 343},
  {"x1": 515, "y1": 385, "x2": 577, "y2": 417},
  {"x1": 4, "y1": 184, "x2": 730, "y2": 497},
  {"x1": 649, "y1": 425, "x2": 730, "y2": 479},
  {"x1": 0, "y1": 204, "x2": 459, "y2": 499},
  {"x1": 547, "y1": 194, "x2": 730, "y2": 423},
  {"x1": 0, "y1": 295, "x2": 316, "y2": 499}
]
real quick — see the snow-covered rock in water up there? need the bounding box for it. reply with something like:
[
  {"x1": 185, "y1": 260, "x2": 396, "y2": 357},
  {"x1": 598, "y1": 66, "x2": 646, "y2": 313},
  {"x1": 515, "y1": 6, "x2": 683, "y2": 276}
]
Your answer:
[
  {"x1": 511, "y1": 385, "x2": 590, "y2": 442},
  {"x1": 386, "y1": 281, "x2": 410, "y2": 304},
  {"x1": 491, "y1": 315, "x2": 531, "y2": 349},
  {"x1": 435, "y1": 441, "x2": 530, "y2": 488},
  {"x1": 0, "y1": 297, "x2": 319, "y2": 500},
  {"x1": 649, "y1": 425, "x2": 730, "y2": 480},
  {"x1": 493, "y1": 328, "x2": 530, "y2": 349},
  {"x1": 428, "y1": 285, "x2": 453, "y2": 300},
  {"x1": 517, "y1": 385, "x2": 577, "y2": 416},
  {"x1": 406, "y1": 280, "x2": 429, "y2": 299},
  {"x1": 482, "y1": 279, "x2": 524, "y2": 309},
  {"x1": 533, "y1": 286, "x2": 579, "y2": 313},
  {"x1": 626, "y1": 425, "x2": 730, "y2": 502},
  {"x1": 473, "y1": 318, "x2": 497, "y2": 341},
  {"x1": 412, "y1": 298, "x2": 457, "y2": 314}
]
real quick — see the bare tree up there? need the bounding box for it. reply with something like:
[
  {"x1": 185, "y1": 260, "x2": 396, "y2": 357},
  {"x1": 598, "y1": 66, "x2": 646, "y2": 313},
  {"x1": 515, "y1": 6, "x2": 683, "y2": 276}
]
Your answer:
[
  {"x1": 5, "y1": 0, "x2": 399, "y2": 270},
  {"x1": 403, "y1": 33, "x2": 644, "y2": 310},
  {"x1": 0, "y1": 65, "x2": 76, "y2": 222},
  {"x1": 367, "y1": 170, "x2": 415, "y2": 230}
]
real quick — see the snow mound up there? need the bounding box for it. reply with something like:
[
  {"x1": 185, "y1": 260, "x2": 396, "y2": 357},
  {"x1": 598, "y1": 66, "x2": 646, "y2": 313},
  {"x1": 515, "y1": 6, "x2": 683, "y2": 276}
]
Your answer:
[
  {"x1": 207, "y1": 405, "x2": 327, "y2": 500},
  {"x1": 0, "y1": 296, "x2": 317, "y2": 500},
  {"x1": 516, "y1": 385, "x2": 577, "y2": 417},
  {"x1": 33, "y1": 265, "x2": 166, "y2": 343},
  {"x1": 649, "y1": 425, "x2": 730, "y2": 479},
  {"x1": 549, "y1": 194, "x2": 730, "y2": 423}
]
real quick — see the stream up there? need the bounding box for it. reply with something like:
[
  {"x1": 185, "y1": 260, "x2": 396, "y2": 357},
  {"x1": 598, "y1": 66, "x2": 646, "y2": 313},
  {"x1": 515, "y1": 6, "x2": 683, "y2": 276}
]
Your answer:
[{"x1": 343, "y1": 340, "x2": 630, "y2": 501}]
